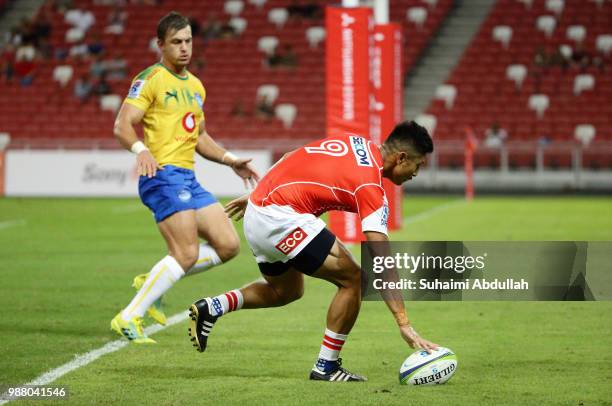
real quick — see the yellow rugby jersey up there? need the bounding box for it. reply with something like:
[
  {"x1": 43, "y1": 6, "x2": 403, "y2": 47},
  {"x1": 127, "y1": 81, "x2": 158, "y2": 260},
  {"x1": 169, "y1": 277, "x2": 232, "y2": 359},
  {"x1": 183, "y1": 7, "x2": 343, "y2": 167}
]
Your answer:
[{"x1": 124, "y1": 63, "x2": 206, "y2": 170}]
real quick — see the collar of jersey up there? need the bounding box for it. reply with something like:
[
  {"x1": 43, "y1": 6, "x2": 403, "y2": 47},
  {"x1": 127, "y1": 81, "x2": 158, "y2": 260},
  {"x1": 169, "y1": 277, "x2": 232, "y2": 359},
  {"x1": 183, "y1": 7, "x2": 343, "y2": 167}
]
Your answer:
[{"x1": 157, "y1": 62, "x2": 189, "y2": 81}]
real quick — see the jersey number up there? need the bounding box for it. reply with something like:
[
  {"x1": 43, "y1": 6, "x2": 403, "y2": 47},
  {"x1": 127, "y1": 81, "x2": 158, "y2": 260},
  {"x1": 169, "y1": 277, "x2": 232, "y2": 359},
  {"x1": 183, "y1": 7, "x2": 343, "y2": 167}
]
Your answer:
[{"x1": 304, "y1": 140, "x2": 348, "y2": 157}]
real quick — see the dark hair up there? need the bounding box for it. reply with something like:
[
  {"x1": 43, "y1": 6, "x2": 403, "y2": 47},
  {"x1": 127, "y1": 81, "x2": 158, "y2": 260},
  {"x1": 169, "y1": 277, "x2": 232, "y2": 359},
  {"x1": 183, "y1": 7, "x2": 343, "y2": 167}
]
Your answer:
[
  {"x1": 157, "y1": 11, "x2": 190, "y2": 41},
  {"x1": 383, "y1": 120, "x2": 434, "y2": 155}
]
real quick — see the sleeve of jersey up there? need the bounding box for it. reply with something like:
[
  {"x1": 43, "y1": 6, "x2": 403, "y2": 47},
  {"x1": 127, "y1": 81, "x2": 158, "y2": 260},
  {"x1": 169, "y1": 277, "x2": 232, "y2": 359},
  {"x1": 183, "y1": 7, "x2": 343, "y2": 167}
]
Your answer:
[
  {"x1": 199, "y1": 82, "x2": 206, "y2": 121},
  {"x1": 123, "y1": 75, "x2": 155, "y2": 111},
  {"x1": 354, "y1": 185, "x2": 389, "y2": 236}
]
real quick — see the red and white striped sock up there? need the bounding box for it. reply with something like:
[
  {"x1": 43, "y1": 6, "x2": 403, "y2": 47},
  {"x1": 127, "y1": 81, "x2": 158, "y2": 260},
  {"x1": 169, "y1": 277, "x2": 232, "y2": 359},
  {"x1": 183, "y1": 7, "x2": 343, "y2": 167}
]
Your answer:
[
  {"x1": 209, "y1": 289, "x2": 244, "y2": 317},
  {"x1": 318, "y1": 328, "x2": 348, "y2": 362}
]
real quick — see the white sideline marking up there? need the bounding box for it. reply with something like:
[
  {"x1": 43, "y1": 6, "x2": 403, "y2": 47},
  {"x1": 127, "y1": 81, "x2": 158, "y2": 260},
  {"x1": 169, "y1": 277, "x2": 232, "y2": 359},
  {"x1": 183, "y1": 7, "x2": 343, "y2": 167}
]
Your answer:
[
  {"x1": 403, "y1": 199, "x2": 467, "y2": 225},
  {"x1": 0, "y1": 312, "x2": 188, "y2": 404},
  {"x1": 0, "y1": 219, "x2": 26, "y2": 231}
]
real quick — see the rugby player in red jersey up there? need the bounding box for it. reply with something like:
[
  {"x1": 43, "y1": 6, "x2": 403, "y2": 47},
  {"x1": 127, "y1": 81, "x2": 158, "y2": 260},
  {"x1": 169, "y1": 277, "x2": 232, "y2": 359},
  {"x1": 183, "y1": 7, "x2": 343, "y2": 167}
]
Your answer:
[{"x1": 188, "y1": 121, "x2": 438, "y2": 381}]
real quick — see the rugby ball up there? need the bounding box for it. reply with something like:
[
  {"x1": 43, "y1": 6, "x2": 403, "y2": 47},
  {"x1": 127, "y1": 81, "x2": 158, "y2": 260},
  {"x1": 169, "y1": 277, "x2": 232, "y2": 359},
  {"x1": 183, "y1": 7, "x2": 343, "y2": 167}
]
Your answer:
[{"x1": 399, "y1": 346, "x2": 457, "y2": 386}]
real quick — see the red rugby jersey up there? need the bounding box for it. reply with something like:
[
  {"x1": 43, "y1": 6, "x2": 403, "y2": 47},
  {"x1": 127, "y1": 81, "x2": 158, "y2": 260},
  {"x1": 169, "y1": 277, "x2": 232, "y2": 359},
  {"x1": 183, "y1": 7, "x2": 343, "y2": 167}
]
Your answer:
[{"x1": 250, "y1": 134, "x2": 389, "y2": 235}]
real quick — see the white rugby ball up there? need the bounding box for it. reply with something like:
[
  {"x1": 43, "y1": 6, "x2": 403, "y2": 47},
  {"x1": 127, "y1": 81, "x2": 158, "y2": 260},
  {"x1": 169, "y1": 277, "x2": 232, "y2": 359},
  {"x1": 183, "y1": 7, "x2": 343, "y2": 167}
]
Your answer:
[{"x1": 399, "y1": 346, "x2": 457, "y2": 386}]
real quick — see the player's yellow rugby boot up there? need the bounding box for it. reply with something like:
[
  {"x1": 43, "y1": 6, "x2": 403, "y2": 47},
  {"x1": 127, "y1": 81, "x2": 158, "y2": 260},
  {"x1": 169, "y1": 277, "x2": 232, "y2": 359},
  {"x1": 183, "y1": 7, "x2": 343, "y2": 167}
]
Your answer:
[
  {"x1": 132, "y1": 273, "x2": 167, "y2": 325},
  {"x1": 110, "y1": 313, "x2": 156, "y2": 344}
]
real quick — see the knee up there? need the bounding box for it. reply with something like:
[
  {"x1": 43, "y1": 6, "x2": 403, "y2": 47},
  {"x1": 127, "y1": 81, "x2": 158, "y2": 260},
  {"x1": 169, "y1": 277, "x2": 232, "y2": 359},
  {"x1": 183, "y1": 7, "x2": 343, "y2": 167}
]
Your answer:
[
  {"x1": 213, "y1": 236, "x2": 240, "y2": 262},
  {"x1": 338, "y1": 265, "x2": 362, "y2": 291},
  {"x1": 276, "y1": 284, "x2": 304, "y2": 305},
  {"x1": 172, "y1": 245, "x2": 199, "y2": 270}
]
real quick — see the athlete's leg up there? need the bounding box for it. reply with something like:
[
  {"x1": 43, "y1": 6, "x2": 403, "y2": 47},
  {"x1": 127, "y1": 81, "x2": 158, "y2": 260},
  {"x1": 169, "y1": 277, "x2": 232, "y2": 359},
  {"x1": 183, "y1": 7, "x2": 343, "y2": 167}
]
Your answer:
[
  {"x1": 310, "y1": 239, "x2": 361, "y2": 335},
  {"x1": 158, "y1": 209, "x2": 200, "y2": 270},
  {"x1": 240, "y1": 269, "x2": 304, "y2": 308},
  {"x1": 184, "y1": 203, "x2": 240, "y2": 276},
  {"x1": 119, "y1": 210, "x2": 198, "y2": 323},
  {"x1": 306, "y1": 239, "x2": 365, "y2": 381}
]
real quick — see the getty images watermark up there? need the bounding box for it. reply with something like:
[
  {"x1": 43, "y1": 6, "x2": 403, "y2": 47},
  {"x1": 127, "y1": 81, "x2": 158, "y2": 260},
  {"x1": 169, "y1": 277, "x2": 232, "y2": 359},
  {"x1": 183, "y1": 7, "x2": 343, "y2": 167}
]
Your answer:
[
  {"x1": 361, "y1": 242, "x2": 611, "y2": 301},
  {"x1": 371, "y1": 252, "x2": 528, "y2": 291}
]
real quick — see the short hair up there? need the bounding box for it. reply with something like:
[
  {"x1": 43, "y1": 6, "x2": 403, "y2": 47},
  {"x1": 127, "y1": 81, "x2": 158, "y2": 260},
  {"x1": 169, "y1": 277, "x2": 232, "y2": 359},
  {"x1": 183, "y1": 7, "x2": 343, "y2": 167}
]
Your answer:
[
  {"x1": 383, "y1": 120, "x2": 434, "y2": 156},
  {"x1": 157, "y1": 11, "x2": 190, "y2": 41}
]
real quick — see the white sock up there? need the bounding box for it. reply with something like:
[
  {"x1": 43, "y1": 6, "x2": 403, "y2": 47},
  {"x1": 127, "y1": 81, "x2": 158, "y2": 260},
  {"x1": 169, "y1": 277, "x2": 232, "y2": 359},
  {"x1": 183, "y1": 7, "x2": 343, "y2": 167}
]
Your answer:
[
  {"x1": 184, "y1": 243, "x2": 222, "y2": 277},
  {"x1": 318, "y1": 328, "x2": 347, "y2": 362},
  {"x1": 209, "y1": 289, "x2": 244, "y2": 317},
  {"x1": 121, "y1": 255, "x2": 184, "y2": 320}
]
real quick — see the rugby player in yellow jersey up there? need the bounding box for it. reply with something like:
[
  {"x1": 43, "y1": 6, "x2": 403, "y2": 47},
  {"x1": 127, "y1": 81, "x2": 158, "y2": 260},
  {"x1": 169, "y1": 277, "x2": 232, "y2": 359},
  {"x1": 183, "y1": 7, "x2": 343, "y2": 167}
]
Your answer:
[{"x1": 110, "y1": 11, "x2": 259, "y2": 343}]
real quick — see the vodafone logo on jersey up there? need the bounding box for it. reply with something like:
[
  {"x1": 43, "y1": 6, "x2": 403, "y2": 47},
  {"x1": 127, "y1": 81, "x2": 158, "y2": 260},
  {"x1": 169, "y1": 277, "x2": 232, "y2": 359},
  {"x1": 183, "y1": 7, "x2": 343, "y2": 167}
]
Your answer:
[
  {"x1": 275, "y1": 227, "x2": 308, "y2": 255},
  {"x1": 182, "y1": 112, "x2": 196, "y2": 132}
]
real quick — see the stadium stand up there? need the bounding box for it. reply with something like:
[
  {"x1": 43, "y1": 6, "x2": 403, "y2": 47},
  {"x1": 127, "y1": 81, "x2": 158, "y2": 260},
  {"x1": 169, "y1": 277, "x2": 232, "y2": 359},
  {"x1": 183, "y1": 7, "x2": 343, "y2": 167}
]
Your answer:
[
  {"x1": 0, "y1": 0, "x2": 451, "y2": 151},
  {"x1": 424, "y1": 0, "x2": 612, "y2": 168}
]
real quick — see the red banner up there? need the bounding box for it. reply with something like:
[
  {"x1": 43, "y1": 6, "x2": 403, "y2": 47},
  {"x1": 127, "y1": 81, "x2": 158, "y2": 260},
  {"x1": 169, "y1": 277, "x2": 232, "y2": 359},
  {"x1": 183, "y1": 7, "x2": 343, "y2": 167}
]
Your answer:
[
  {"x1": 371, "y1": 23, "x2": 403, "y2": 230},
  {"x1": 326, "y1": 6, "x2": 372, "y2": 243}
]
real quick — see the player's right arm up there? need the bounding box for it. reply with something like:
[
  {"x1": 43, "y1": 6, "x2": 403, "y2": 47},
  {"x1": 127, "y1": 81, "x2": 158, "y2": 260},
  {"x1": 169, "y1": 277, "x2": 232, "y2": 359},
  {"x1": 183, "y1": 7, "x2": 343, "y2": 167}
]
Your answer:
[
  {"x1": 113, "y1": 102, "x2": 162, "y2": 178},
  {"x1": 364, "y1": 231, "x2": 439, "y2": 353}
]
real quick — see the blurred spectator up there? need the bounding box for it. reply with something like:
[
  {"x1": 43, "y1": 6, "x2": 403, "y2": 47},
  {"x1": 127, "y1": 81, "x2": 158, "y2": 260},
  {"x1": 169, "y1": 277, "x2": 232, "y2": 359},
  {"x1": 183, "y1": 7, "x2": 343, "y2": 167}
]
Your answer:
[
  {"x1": 89, "y1": 53, "x2": 127, "y2": 79},
  {"x1": 231, "y1": 100, "x2": 249, "y2": 118},
  {"x1": 201, "y1": 14, "x2": 222, "y2": 42},
  {"x1": 0, "y1": 44, "x2": 15, "y2": 82},
  {"x1": 288, "y1": 2, "x2": 322, "y2": 20},
  {"x1": 93, "y1": 73, "x2": 111, "y2": 96},
  {"x1": 105, "y1": 5, "x2": 128, "y2": 35},
  {"x1": 592, "y1": 54, "x2": 605, "y2": 72},
  {"x1": 7, "y1": 27, "x2": 21, "y2": 47},
  {"x1": 15, "y1": 41, "x2": 36, "y2": 61},
  {"x1": 31, "y1": 12, "x2": 52, "y2": 45},
  {"x1": 267, "y1": 44, "x2": 298, "y2": 68},
  {"x1": 14, "y1": 57, "x2": 37, "y2": 86},
  {"x1": 189, "y1": 17, "x2": 201, "y2": 37},
  {"x1": 87, "y1": 33, "x2": 105, "y2": 57},
  {"x1": 280, "y1": 44, "x2": 297, "y2": 67},
  {"x1": 549, "y1": 47, "x2": 569, "y2": 70},
  {"x1": 104, "y1": 53, "x2": 127, "y2": 80},
  {"x1": 90, "y1": 54, "x2": 106, "y2": 77},
  {"x1": 18, "y1": 17, "x2": 37, "y2": 45},
  {"x1": 218, "y1": 22, "x2": 237, "y2": 39},
  {"x1": 255, "y1": 94, "x2": 275, "y2": 119},
  {"x1": 484, "y1": 122, "x2": 508, "y2": 148},
  {"x1": 74, "y1": 73, "x2": 94, "y2": 102},
  {"x1": 571, "y1": 44, "x2": 590, "y2": 70}
]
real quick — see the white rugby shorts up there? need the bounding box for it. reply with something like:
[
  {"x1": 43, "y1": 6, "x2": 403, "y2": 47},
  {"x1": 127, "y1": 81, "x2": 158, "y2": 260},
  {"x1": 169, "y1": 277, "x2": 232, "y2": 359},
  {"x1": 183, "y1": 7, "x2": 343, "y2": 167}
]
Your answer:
[{"x1": 243, "y1": 200, "x2": 327, "y2": 264}]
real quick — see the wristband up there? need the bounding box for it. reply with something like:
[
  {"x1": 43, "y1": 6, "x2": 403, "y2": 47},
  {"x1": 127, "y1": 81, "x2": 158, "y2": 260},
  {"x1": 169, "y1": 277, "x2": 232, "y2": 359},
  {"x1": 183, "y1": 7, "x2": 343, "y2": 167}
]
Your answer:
[
  {"x1": 394, "y1": 310, "x2": 410, "y2": 327},
  {"x1": 130, "y1": 141, "x2": 148, "y2": 154},
  {"x1": 222, "y1": 151, "x2": 239, "y2": 166}
]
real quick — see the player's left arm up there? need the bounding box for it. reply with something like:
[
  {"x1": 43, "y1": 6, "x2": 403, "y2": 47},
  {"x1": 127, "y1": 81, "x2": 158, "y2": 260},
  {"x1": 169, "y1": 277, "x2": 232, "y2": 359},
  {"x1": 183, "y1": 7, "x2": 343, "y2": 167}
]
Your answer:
[
  {"x1": 357, "y1": 185, "x2": 438, "y2": 352},
  {"x1": 195, "y1": 120, "x2": 260, "y2": 188},
  {"x1": 364, "y1": 231, "x2": 438, "y2": 353}
]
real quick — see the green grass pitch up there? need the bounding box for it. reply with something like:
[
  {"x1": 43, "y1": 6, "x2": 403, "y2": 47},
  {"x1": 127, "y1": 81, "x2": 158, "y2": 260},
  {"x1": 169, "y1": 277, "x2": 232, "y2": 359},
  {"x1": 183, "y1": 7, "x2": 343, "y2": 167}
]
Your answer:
[{"x1": 1, "y1": 196, "x2": 611, "y2": 405}]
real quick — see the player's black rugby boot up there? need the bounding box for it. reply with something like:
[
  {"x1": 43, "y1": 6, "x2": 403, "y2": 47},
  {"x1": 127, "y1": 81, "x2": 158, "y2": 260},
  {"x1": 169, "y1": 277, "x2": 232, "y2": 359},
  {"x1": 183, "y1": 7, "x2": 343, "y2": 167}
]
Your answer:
[
  {"x1": 188, "y1": 298, "x2": 218, "y2": 352},
  {"x1": 309, "y1": 359, "x2": 367, "y2": 382}
]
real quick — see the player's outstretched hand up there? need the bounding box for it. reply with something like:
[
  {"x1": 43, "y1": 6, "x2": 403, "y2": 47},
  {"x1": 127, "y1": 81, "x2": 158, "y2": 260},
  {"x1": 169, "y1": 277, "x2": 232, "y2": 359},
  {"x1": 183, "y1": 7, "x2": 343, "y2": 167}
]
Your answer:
[
  {"x1": 231, "y1": 158, "x2": 260, "y2": 189},
  {"x1": 225, "y1": 194, "x2": 250, "y2": 221},
  {"x1": 137, "y1": 150, "x2": 163, "y2": 178},
  {"x1": 399, "y1": 325, "x2": 439, "y2": 354}
]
